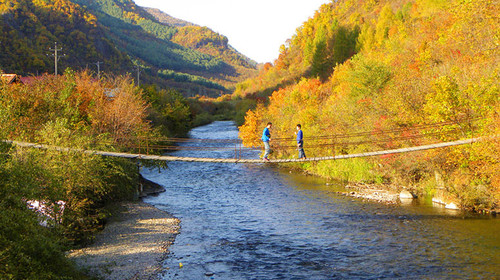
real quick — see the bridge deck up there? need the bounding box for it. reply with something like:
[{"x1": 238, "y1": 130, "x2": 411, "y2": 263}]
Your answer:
[{"x1": 3, "y1": 137, "x2": 485, "y2": 163}]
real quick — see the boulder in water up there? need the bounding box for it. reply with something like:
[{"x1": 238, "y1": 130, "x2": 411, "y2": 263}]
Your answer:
[{"x1": 399, "y1": 190, "x2": 416, "y2": 199}]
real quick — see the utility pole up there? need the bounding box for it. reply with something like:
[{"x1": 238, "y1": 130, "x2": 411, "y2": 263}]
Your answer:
[
  {"x1": 134, "y1": 65, "x2": 142, "y2": 87},
  {"x1": 49, "y1": 42, "x2": 64, "y2": 76},
  {"x1": 95, "y1": 61, "x2": 103, "y2": 80}
]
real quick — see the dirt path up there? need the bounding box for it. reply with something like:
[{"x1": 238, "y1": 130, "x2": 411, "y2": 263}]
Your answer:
[{"x1": 68, "y1": 201, "x2": 180, "y2": 280}]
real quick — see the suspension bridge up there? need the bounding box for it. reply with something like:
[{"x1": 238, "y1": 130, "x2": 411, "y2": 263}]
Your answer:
[
  {"x1": 2, "y1": 137, "x2": 486, "y2": 163},
  {"x1": 2, "y1": 119, "x2": 495, "y2": 163}
]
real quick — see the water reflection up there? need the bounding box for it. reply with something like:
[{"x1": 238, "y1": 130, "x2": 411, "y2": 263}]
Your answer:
[{"x1": 143, "y1": 121, "x2": 499, "y2": 280}]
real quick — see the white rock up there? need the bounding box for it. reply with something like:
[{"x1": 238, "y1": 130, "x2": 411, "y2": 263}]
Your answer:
[
  {"x1": 399, "y1": 190, "x2": 415, "y2": 199},
  {"x1": 432, "y1": 197, "x2": 444, "y2": 205},
  {"x1": 400, "y1": 198, "x2": 413, "y2": 205},
  {"x1": 445, "y1": 202, "x2": 459, "y2": 210}
]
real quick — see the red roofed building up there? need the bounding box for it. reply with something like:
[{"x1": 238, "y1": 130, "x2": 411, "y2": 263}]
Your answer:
[{"x1": 1, "y1": 74, "x2": 23, "y2": 85}]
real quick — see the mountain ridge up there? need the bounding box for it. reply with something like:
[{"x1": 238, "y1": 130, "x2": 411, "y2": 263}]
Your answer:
[
  {"x1": 143, "y1": 7, "x2": 195, "y2": 27},
  {"x1": 0, "y1": 0, "x2": 257, "y2": 96}
]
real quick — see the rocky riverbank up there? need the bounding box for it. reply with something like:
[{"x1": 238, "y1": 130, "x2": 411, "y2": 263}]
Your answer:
[
  {"x1": 68, "y1": 200, "x2": 179, "y2": 280},
  {"x1": 336, "y1": 183, "x2": 498, "y2": 216},
  {"x1": 336, "y1": 183, "x2": 416, "y2": 205}
]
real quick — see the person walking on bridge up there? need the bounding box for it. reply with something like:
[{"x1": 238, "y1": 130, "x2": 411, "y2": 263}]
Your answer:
[
  {"x1": 262, "y1": 122, "x2": 272, "y2": 161},
  {"x1": 296, "y1": 124, "x2": 306, "y2": 159}
]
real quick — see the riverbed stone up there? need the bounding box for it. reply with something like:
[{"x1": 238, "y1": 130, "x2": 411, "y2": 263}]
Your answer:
[
  {"x1": 432, "y1": 191, "x2": 461, "y2": 210},
  {"x1": 68, "y1": 201, "x2": 180, "y2": 280},
  {"x1": 432, "y1": 197, "x2": 444, "y2": 204},
  {"x1": 399, "y1": 190, "x2": 415, "y2": 199},
  {"x1": 445, "y1": 202, "x2": 459, "y2": 210}
]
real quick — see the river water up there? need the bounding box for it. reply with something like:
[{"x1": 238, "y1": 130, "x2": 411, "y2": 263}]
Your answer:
[{"x1": 142, "y1": 121, "x2": 499, "y2": 280}]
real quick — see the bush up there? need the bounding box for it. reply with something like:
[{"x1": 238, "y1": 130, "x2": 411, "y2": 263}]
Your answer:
[
  {"x1": 0, "y1": 151, "x2": 88, "y2": 279},
  {"x1": 142, "y1": 85, "x2": 193, "y2": 137}
]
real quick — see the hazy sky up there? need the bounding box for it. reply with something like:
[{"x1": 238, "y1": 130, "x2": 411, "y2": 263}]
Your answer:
[{"x1": 134, "y1": 0, "x2": 330, "y2": 63}]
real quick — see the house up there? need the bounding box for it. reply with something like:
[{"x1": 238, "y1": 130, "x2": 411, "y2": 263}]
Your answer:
[{"x1": 1, "y1": 74, "x2": 23, "y2": 85}]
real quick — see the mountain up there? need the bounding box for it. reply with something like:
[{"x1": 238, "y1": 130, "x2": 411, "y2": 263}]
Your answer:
[
  {"x1": 0, "y1": 0, "x2": 258, "y2": 96},
  {"x1": 144, "y1": 7, "x2": 194, "y2": 27},
  {"x1": 142, "y1": 6, "x2": 258, "y2": 84},
  {"x1": 237, "y1": 0, "x2": 499, "y2": 209},
  {"x1": 0, "y1": 0, "x2": 132, "y2": 75}
]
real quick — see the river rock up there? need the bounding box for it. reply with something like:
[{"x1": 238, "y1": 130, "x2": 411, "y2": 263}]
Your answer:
[
  {"x1": 432, "y1": 194, "x2": 460, "y2": 210},
  {"x1": 399, "y1": 190, "x2": 415, "y2": 199},
  {"x1": 432, "y1": 197, "x2": 444, "y2": 204},
  {"x1": 445, "y1": 202, "x2": 459, "y2": 210}
]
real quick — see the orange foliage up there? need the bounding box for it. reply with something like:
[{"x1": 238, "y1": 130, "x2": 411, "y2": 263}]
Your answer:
[
  {"x1": 239, "y1": 104, "x2": 265, "y2": 147},
  {"x1": 0, "y1": 71, "x2": 151, "y2": 145}
]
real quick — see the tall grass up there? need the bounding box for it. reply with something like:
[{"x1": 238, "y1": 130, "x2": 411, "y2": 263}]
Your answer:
[{"x1": 308, "y1": 158, "x2": 384, "y2": 183}]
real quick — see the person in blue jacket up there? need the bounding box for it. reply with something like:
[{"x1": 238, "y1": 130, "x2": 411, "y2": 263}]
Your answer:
[
  {"x1": 262, "y1": 122, "x2": 272, "y2": 161},
  {"x1": 296, "y1": 124, "x2": 306, "y2": 159}
]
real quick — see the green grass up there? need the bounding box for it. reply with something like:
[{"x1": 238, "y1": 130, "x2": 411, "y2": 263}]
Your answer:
[{"x1": 308, "y1": 158, "x2": 384, "y2": 184}]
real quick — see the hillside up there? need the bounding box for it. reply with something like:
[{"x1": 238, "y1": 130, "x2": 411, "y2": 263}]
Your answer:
[
  {"x1": 0, "y1": 0, "x2": 258, "y2": 96},
  {"x1": 143, "y1": 6, "x2": 258, "y2": 85},
  {"x1": 237, "y1": 0, "x2": 499, "y2": 210},
  {"x1": 0, "y1": 0, "x2": 132, "y2": 75},
  {"x1": 144, "y1": 7, "x2": 194, "y2": 27}
]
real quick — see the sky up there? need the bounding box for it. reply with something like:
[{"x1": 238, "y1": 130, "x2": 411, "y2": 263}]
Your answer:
[{"x1": 133, "y1": 0, "x2": 331, "y2": 63}]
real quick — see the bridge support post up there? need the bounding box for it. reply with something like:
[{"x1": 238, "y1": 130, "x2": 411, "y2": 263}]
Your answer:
[
  {"x1": 332, "y1": 135, "x2": 336, "y2": 158},
  {"x1": 239, "y1": 142, "x2": 242, "y2": 161}
]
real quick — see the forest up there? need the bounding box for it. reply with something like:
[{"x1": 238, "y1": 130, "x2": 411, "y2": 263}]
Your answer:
[
  {"x1": 0, "y1": 0, "x2": 258, "y2": 96},
  {"x1": 237, "y1": 0, "x2": 499, "y2": 211}
]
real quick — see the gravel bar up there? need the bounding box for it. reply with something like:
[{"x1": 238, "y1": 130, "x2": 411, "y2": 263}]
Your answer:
[{"x1": 68, "y1": 201, "x2": 180, "y2": 280}]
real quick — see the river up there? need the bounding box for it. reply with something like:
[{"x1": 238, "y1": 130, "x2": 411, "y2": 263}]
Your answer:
[{"x1": 142, "y1": 121, "x2": 499, "y2": 280}]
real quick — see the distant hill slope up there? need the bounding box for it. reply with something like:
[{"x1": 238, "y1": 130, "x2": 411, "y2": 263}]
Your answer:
[
  {"x1": 144, "y1": 7, "x2": 194, "y2": 27},
  {"x1": 0, "y1": 0, "x2": 257, "y2": 96},
  {"x1": 141, "y1": 6, "x2": 257, "y2": 82},
  {"x1": 142, "y1": 7, "x2": 258, "y2": 85}
]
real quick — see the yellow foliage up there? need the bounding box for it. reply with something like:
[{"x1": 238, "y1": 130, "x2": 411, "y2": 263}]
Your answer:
[
  {"x1": 375, "y1": 4, "x2": 395, "y2": 46},
  {"x1": 239, "y1": 104, "x2": 265, "y2": 147},
  {"x1": 235, "y1": 0, "x2": 500, "y2": 209}
]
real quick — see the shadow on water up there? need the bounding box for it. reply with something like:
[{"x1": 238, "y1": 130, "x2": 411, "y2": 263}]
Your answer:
[{"x1": 142, "y1": 121, "x2": 500, "y2": 280}]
